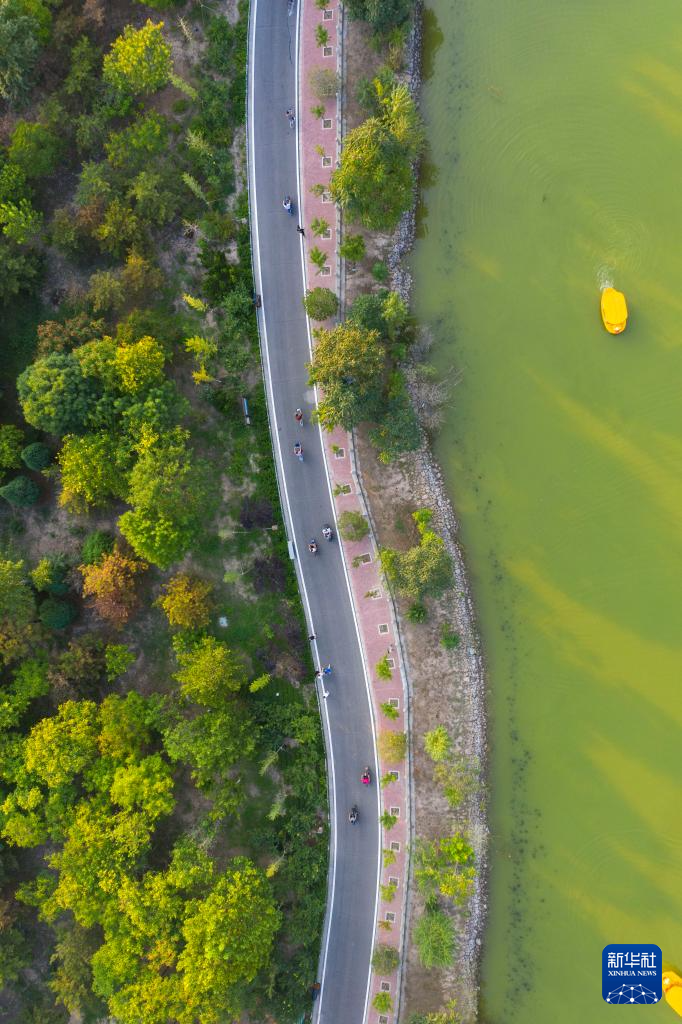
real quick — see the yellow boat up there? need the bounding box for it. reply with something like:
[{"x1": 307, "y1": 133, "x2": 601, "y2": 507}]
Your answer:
[
  {"x1": 601, "y1": 287, "x2": 628, "y2": 334},
  {"x1": 663, "y1": 971, "x2": 682, "y2": 1016}
]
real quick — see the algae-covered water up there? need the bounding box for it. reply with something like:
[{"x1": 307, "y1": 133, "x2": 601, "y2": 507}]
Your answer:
[{"x1": 413, "y1": 3, "x2": 682, "y2": 1021}]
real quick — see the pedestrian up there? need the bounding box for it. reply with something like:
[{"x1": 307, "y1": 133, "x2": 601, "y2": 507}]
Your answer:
[
  {"x1": 308, "y1": 634, "x2": 316, "y2": 641},
  {"x1": 322, "y1": 689, "x2": 329, "y2": 699},
  {"x1": 323, "y1": 664, "x2": 332, "y2": 676},
  {"x1": 314, "y1": 670, "x2": 322, "y2": 680},
  {"x1": 297, "y1": 225, "x2": 305, "y2": 237}
]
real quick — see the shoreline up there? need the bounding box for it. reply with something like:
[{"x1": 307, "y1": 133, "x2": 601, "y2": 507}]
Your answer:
[{"x1": 388, "y1": 1, "x2": 489, "y2": 1012}]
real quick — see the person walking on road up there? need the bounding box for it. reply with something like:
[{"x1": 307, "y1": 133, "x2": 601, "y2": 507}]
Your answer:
[{"x1": 285, "y1": 108, "x2": 295, "y2": 128}]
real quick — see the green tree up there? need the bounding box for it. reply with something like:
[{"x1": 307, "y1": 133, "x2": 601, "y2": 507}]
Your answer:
[
  {"x1": 0, "y1": 0, "x2": 48, "y2": 106},
  {"x1": 20, "y1": 441, "x2": 50, "y2": 470},
  {"x1": 413, "y1": 908, "x2": 456, "y2": 969},
  {"x1": 119, "y1": 428, "x2": 213, "y2": 569},
  {"x1": 128, "y1": 168, "x2": 177, "y2": 224},
  {"x1": 104, "y1": 644, "x2": 135, "y2": 682},
  {"x1": 87, "y1": 269, "x2": 124, "y2": 314},
  {"x1": 414, "y1": 835, "x2": 475, "y2": 906},
  {"x1": 0, "y1": 197, "x2": 41, "y2": 243},
  {"x1": 424, "y1": 725, "x2": 451, "y2": 763},
  {"x1": 369, "y1": 382, "x2": 421, "y2": 463},
  {"x1": 380, "y1": 509, "x2": 453, "y2": 600},
  {"x1": 8, "y1": 120, "x2": 61, "y2": 179},
  {"x1": 58, "y1": 433, "x2": 129, "y2": 511},
  {"x1": 49, "y1": 923, "x2": 104, "y2": 1018},
  {"x1": 177, "y1": 859, "x2": 282, "y2": 1017},
  {"x1": 0, "y1": 424, "x2": 24, "y2": 475},
  {"x1": 373, "y1": 992, "x2": 394, "y2": 1013},
  {"x1": 105, "y1": 111, "x2": 169, "y2": 172},
  {"x1": 17, "y1": 353, "x2": 97, "y2": 436},
  {"x1": 0, "y1": 473, "x2": 39, "y2": 507},
  {"x1": 174, "y1": 637, "x2": 246, "y2": 705},
  {"x1": 95, "y1": 199, "x2": 142, "y2": 257},
  {"x1": 64, "y1": 34, "x2": 100, "y2": 96},
  {"x1": 114, "y1": 335, "x2": 165, "y2": 394},
  {"x1": 103, "y1": 20, "x2": 172, "y2": 96},
  {"x1": 338, "y1": 510, "x2": 369, "y2": 541},
  {"x1": 331, "y1": 84, "x2": 424, "y2": 229},
  {"x1": 38, "y1": 596, "x2": 75, "y2": 630},
  {"x1": 24, "y1": 700, "x2": 99, "y2": 790},
  {"x1": 371, "y1": 943, "x2": 400, "y2": 974},
  {"x1": 302, "y1": 286, "x2": 338, "y2": 321},
  {"x1": 307, "y1": 322, "x2": 385, "y2": 430},
  {"x1": 80, "y1": 529, "x2": 114, "y2": 566}
]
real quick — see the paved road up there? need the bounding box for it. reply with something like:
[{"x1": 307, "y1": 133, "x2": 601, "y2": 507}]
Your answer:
[{"x1": 247, "y1": 2, "x2": 380, "y2": 1022}]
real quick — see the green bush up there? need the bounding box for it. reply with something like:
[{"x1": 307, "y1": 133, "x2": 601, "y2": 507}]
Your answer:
[
  {"x1": 440, "y1": 625, "x2": 460, "y2": 650},
  {"x1": 424, "y1": 726, "x2": 451, "y2": 763},
  {"x1": 371, "y1": 943, "x2": 400, "y2": 974},
  {"x1": 81, "y1": 530, "x2": 114, "y2": 565},
  {"x1": 372, "y1": 992, "x2": 394, "y2": 1013},
  {"x1": 9, "y1": 120, "x2": 62, "y2": 180},
  {"x1": 20, "y1": 442, "x2": 51, "y2": 471},
  {"x1": 0, "y1": 423, "x2": 24, "y2": 472},
  {"x1": 0, "y1": 474, "x2": 39, "y2": 507},
  {"x1": 372, "y1": 260, "x2": 389, "y2": 283},
  {"x1": 338, "y1": 510, "x2": 369, "y2": 541},
  {"x1": 38, "y1": 597, "x2": 76, "y2": 630},
  {"x1": 413, "y1": 908, "x2": 456, "y2": 969},
  {"x1": 302, "y1": 287, "x2": 338, "y2": 322},
  {"x1": 407, "y1": 602, "x2": 427, "y2": 623},
  {"x1": 339, "y1": 233, "x2": 366, "y2": 262}
]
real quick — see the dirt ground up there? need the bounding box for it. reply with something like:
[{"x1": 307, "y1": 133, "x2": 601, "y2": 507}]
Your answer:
[{"x1": 342, "y1": 15, "x2": 484, "y2": 1023}]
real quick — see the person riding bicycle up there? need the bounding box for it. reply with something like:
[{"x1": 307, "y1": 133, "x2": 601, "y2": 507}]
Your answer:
[
  {"x1": 308, "y1": 540, "x2": 318, "y2": 554},
  {"x1": 295, "y1": 408, "x2": 303, "y2": 425},
  {"x1": 283, "y1": 195, "x2": 292, "y2": 213},
  {"x1": 322, "y1": 525, "x2": 333, "y2": 541},
  {"x1": 294, "y1": 441, "x2": 302, "y2": 457}
]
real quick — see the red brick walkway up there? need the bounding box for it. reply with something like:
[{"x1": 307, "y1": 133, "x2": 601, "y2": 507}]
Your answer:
[{"x1": 298, "y1": 4, "x2": 410, "y2": 1022}]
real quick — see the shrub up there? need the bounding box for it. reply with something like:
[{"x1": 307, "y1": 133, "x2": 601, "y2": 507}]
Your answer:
[
  {"x1": 339, "y1": 233, "x2": 366, "y2": 262},
  {"x1": 440, "y1": 625, "x2": 460, "y2": 650},
  {"x1": 372, "y1": 992, "x2": 394, "y2": 1013},
  {"x1": 81, "y1": 530, "x2": 114, "y2": 566},
  {"x1": 379, "y1": 810, "x2": 398, "y2": 830},
  {"x1": 378, "y1": 730, "x2": 406, "y2": 762},
  {"x1": 309, "y1": 67, "x2": 340, "y2": 99},
  {"x1": 372, "y1": 944, "x2": 400, "y2": 974},
  {"x1": 380, "y1": 701, "x2": 399, "y2": 721},
  {"x1": 38, "y1": 598, "x2": 76, "y2": 631},
  {"x1": 0, "y1": 475, "x2": 39, "y2": 507},
  {"x1": 21, "y1": 442, "x2": 50, "y2": 471},
  {"x1": 315, "y1": 24, "x2": 329, "y2": 47},
  {"x1": 407, "y1": 601, "x2": 427, "y2": 623},
  {"x1": 30, "y1": 555, "x2": 68, "y2": 595},
  {"x1": 372, "y1": 260, "x2": 389, "y2": 283},
  {"x1": 413, "y1": 909, "x2": 456, "y2": 970},
  {"x1": 338, "y1": 510, "x2": 369, "y2": 541},
  {"x1": 375, "y1": 654, "x2": 392, "y2": 681},
  {"x1": 104, "y1": 643, "x2": 135, "y2": 682},
  {"x1": 344, "y1": 0, "x2": 412, "y2": 33},
  {"x1": 309, "y1": 246, "x2": 328, "y2": 273},
  {"x1": 302, "y1": 287, "x2": 338, "y2": 321},
  {"x1": 87, "y1": 269, "x2": 125, "y2": 313},
  {"x1": 424, "y1": 725, "x2": 451, "y2": 764}
]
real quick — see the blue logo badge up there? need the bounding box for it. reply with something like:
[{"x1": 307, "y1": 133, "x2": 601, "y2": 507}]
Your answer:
[{"x1": 602, "y1": 944, "x2": 662, "y2": 1004}]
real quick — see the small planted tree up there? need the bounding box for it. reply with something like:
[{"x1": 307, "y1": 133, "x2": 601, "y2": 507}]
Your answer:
[
  {"x1": 380, "y1": 810, "x2": 398, "y2": 830},
  {"x1": 380, "y1": 701, "x2": 399, "y2": 721},
  {"x1": 302, "y1": 287, "x2": 338, "y2": 321},
  {"x1": 310, "y1": 217, "x2": 330, "y2": 238},
  {"x1": 309, "y1": 246, "x2": 328, "y2": 274},
  {"x1": 80, "y1": 530, "x2": 114, "y2": 565},
  {"x1": 375, "y1": 654, "x2": 392, "y2": 680},
  {"x1": 338, "y1": 510, "x2": 369, "y2": 541},
  {"x1": 373, "y1": 992, "x2": 394, "y2": 1013}
]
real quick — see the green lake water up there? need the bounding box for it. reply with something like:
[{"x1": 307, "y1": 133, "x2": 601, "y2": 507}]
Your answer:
[{"x1": 413, "y1": 3, "x2": 682, "y2": 1020}]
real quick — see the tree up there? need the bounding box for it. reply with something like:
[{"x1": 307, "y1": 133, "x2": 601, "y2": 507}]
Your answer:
[
  {"x1": 24, "y1": 700, "x2": 99, "y2": 790},
  {"x1": 339, "y1": 233, "x2": 366, "y2": 262},
  {"x1": 369, "y1": 383, "x2": 421, "y2": 463},
  {"x1": 95, "y1": 199, "x2": 142, "y2": 257},
  {"x1": 344, "y1": 0, "x2": 412, "y2": 32},
  {"x1": 58, "y1": 433, "x2": 129, "y2": 511},
  {"x1": 338, "y1": 510, "x2": 369, "y2": 541},
  {"x1": 174, "y1": 636, "x2": 246, "y2": 706},
  {"x1": 331, "y1": 84, "x2": 424, "y2": 230},
  {"x1": 0, "y1": 557, "x2": 35, "y2": 665},
  {"x1": 177, "y1": 859, "x2": 282, "y2": 1017},
  {"x1": 104, "y1": 644, "x2": 135, "y2": 682},
  {"x1": 79, "y1": 547, "x2": 147, "y2": 629},
  {"x1": 373, "y1": 992, "x2": 394, "y2": 1013},
  {"x1": 49, "y1": 923, "x2": 104, "y2": 1018},
  {"x1": 80, "y1": 529, "x2": 114, "y2": 565},
  {"x1": 0, "y1": 474, "x2": 39, "y2": 506},
  {"x1": 17, "y1": 353, "x2": 97, "y2": 436},
  {"x1": 36, "y1": 313, "x2": 105, "y2": 358},
  {"x1": 113, "y1": 336, "x2": 166, "y2": 394},
  {"x1": 8, "y1": 120, "x2": 61, "y2": 180},
  {"x1": 48, "y1": 636, "x2": 106, "y2": 698},
  {"x1": 105, "y1": 111, "x2": 169, "y2": 172},
  {"x1": 128, "y1": 168, "x2": 177, "y2": 224},
  {"x1": 157, "y1": 575, "x2": 212, "y2": 630},
  {"x1": 413, "y1": 908, "x2": 455, "y2": 969},
  {"x1": 302, "y1": 286, "x2": 338, "y2": 321},
  {"x1": 64, "y1": 34, "x2": 100, "y2": 97},
  {"x1": 121, "y1": 250, "x2": 163, "y2": 298},
  {"x1": 0, "y1": 197, "x2": 42, "y2": 243},
  {"x1": 38, "y1": 597, "x2": 76, "y2": 630},
  {"x1": 21, "y1": 441, "x2": 50, "y2": 470},
  {"x1": 424, "y1": 725, "x2": 451, "y2": 763},
  {"x1": 103, "y1": 20, "x2": 172, "y2": 96},
  {"x1": 307, "y1": 322, "x2": 385, "y2": 431},
  {"x1": 87, "y1": 269, "x2": 125, "y2": 314},
  {"x1": 0, "y1": 0, "x2": 47, "y2": 106},
  {"x1": 380, "y1": 509, "x2": 452, "y2": 600},
  {"x1": 371, "y1": 943, "x2": 400, "y2": 974},
  {"x1": 119, "y1": 428, "x2": 213, "y2": 569},
  {"x1": 378, "y1": 730, "x2": 407, "y2": 762},
  {"x1": 185, "y1": 335, "x2": 218, "y2": 384},
  {"x1": 0, "y1": 424, "x2": 24, "y2": 475}
]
